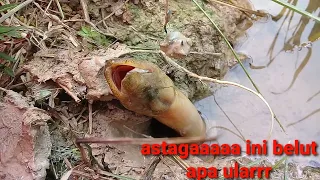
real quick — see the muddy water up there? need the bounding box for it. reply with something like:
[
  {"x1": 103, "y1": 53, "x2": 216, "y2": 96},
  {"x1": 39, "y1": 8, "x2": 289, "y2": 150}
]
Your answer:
[{"x1": 195, "y1": 0, "x2": 320, "y2": 166}]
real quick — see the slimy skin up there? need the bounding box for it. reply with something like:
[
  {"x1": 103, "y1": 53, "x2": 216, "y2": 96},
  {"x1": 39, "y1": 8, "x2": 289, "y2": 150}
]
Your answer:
[{"x1": 104, "y1": 58, "x2": 206, "y2": 138}]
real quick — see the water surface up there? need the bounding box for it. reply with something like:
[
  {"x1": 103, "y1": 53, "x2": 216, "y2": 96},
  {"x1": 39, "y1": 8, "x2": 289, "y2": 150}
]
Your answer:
[{"x1": 196, "y1": 0, "x2": 320, "y2": 166}]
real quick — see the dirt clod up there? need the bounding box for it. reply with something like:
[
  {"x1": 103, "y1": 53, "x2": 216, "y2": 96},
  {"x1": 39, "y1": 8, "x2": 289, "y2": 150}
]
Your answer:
[{"x1": 0, "y1": 89, "x2": 52, "y2": 180}]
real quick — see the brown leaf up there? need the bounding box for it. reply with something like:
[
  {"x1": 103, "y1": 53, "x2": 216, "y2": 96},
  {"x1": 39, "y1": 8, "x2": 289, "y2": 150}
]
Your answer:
[
  {"x1": 24, "y1": 43, "x2": 131, "y2": 102},
  {"x1": 23, "y1": 49, "x2": 87, "y2": 102}
]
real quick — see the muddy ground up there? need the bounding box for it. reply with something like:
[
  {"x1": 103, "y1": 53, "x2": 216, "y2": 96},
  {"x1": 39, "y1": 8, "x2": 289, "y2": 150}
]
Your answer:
[{"x1": 1, "y1": 0, "x2": 319, "y2": 180}]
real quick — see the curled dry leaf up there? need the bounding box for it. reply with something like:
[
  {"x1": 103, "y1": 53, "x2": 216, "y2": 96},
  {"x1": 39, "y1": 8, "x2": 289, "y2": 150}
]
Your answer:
[
  {"x1": 23, "y1": 49, "x2": 87, "y2": 103},
  {"x1": 24, "y1": 43, "x2": 132, "y2": 102},
  {"x1": 160, "y1": 31, "x2": 192, "y2": 59},
  {"x1": 0, "y1": 89, "x2": 52, "y2": 180}
]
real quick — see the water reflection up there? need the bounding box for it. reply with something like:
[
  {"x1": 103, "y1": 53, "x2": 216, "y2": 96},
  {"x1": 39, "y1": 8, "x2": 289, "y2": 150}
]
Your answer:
[
  {"x1": 272, "y1": 47, "x2": 312, "y2": 94},
  {"x1": 252, "y1": 0, "x2": 319, "y2": 67},
  {"x1": 307, "y1": 89, "x2": 320, "y2": 102},
  {"x1": 196, "y1": 0, "x2": 320, "y2": 166}
]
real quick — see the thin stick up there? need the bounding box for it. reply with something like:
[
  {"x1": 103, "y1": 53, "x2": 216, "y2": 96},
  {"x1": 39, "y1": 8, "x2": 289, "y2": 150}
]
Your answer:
[
  {"x1": 189, "y1": 51, "x2": 222, "y2": 56},
  {"x1": 213, "y1": 94, "x2": 246, "y2": 141},
  {"x1": 95, "y1": 0, "x2": 130, "y2": 26},
  {"x1": 57, "y1": 82, "x2": 81, "y2": 103},
  {"x1": 80, "y1": 0, "x2": 90, "y2": 21},
  {"x1": 141, "y1": 157, "x2": 162, "y2": 180},
  {"x1": 76, "y1": 135, "x2": 218, "y2": 145},
  {"x1": 88, "y1": 100, "x2": 93, "y2": 134},
  {"x1": 161, "y1": 157, "x2": 180, "y2": 180},
  {"x1": 0, "y1": 0, "x2": 34, "y2": 23},
  {"x1": 8, "y1": 80, "x2": 33, "y2": 89},
  {"x1": 209, "y1": 0, "x2": 267, "y2": 17},
  {"x1": 54, "y1": 0, "x2": 65, "y2": 19},
  {"x1": 207, "y1": 126, "x2": 246, "y2": 142},
  {"x1": 33, "y1": 2, "x2": 74, "y2": 32},
  {"x1": 45, "y1": 0, "x2": 53, "y2": 14},
  {"x1": 63, "y1": 19, "x2": 116, "y2": 38},
  {"x1": 164, "y1": 0, "x2": 169, "y2": 33}
]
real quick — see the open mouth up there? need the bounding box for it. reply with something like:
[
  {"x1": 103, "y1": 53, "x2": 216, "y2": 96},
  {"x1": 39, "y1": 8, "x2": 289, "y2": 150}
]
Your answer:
[
  {"x1": 112, "y1": 65, "x2": 135, "y2": 91},
  {"x1": 111, "y1": 65, "x2": 151, "y2": 91}
]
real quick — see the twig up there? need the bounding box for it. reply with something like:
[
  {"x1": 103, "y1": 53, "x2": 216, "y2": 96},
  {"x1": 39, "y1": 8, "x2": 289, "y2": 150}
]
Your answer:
[
  {"x1": 0, "y1": 0, "x2": 34, "y2": 24},
  {"x1": 160, "y1": 157, "x2": 180, "y2": 180},
  {"x1": 76, "y1": 135, "x2": 219, "y2": 145},
  {"x1": 45, "y1": 0, "x2": 53, "y2": 14},
  {"x1": 57, "y1": 82, "x2": 81, "y2": 103},
  {"x1": 33, "y1": 2, "x2": 75, "y2": 33},
  {"x1": 213, "y1": 94, "x2": 246, "y2": 140},
  {"x1": 80, "y1": 0, "x2": 90, "y2": 21},
  {"x1": 88, "y1": 100, "x2": 93, "y2": 134},
  {"x1": 141, "y1": 157, "x2": 162, "y2": 180},
  {"x1": 207, "y1": 126, "x2": 246, "y2": 142},
  {"x1": 95, "y1": 0, "x2": 130, "y2": 26},
  {"x1": 169, "y1": 155, "x2": 189, "y2": 171},
  {"x1": 123, "y1": 125, "x2": 152, "y2": 138},
  {"x1": 164, "y1": 0, "x2": 169, "y2": 33},
  {"x1": 209, "y1": 0, "x2": 267, "y2": 17},
  {"x1": 75, "y1": 106, "x2": 87, "y2": 122},
  {"x1": 72, "y1": 169, "x2": 127, "y2": 180},
  {"x1": 189, "y1": 51, "x2": 222, "y2": 56},
  {"x1": 54, "y1": 0, "x2": 65, "y2": 19},
  {"x1": 63, "y1": 19, "x2": 116, "y2": 38},
  {"x1": 97, "y1": 169, "x2": 136, "y2": 180},
  {"x1": 50, "y1": 161, "x2": 59, "y2": 179},
  {"x1": 100, "y1": 10, "x2": 109, "y2": 29},
  {"x1": 64, "y1": 157, "x2": 73, "y2": 169},
  {"x1": 8, "y1": 80, "x2": 33, "y2": 89}
]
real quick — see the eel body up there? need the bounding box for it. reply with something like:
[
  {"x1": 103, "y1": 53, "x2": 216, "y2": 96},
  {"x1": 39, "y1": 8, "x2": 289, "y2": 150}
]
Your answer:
[{"x1": 104, "y1": 58, "x2": 206, "y2": 138}]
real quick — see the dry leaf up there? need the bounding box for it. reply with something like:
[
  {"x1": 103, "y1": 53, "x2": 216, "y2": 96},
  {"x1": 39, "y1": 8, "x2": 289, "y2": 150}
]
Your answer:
[{"x1": 24, "y1": 43, "x2": 132, "y2": 102}]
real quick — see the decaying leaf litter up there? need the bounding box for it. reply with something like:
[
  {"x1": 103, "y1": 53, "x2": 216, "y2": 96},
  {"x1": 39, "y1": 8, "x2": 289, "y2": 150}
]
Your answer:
[{"x1": 1, "y1": 0, "x2": 319, "y2": 179}]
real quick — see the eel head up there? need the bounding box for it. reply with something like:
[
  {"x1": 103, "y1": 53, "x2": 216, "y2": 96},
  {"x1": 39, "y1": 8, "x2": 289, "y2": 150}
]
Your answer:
[{"x1": 104, "y1": 58, "x2": 176, "y2": 117}]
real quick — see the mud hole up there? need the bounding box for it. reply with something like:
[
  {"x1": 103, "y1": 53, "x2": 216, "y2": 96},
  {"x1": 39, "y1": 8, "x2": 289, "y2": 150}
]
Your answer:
[{"x1": 1, "y1": 0, "x2": 318, "y2": 179}]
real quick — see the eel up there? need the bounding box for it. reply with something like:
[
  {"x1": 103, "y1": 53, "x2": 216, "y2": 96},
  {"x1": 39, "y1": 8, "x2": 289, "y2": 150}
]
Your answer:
[{"x1": 104, "y1": 58, "x2": 206, "y2": 138}]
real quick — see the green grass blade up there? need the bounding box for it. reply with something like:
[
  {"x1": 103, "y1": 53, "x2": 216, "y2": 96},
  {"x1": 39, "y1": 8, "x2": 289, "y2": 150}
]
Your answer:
[
  {"x1": 284, "y1": 156, "x2": 288, "y2": 180},
  {"x1": 272, "y1": 156, "x2": 288, "y2": 169},
  {"x1": 0, "y1": 3, "x2": 18, "y2": 13},
  {"x1": 0, "y1": 52, "x2": 16, "y2": 62},
  {"x1": 271, "y1": 0, "x2": 320, "y2": 23},
  {"x1": 246, "y1": 158, "x2": 263, "y2": 167},
  {"x1": 192, "y1": 0, "x2": 260, "y2": 93},
  {"x1": 0, "y1": 26, "x2": 21, "y2": 34},
  {"x1": 3, "y1": 66, "x2": 14, "y2": 77}
]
